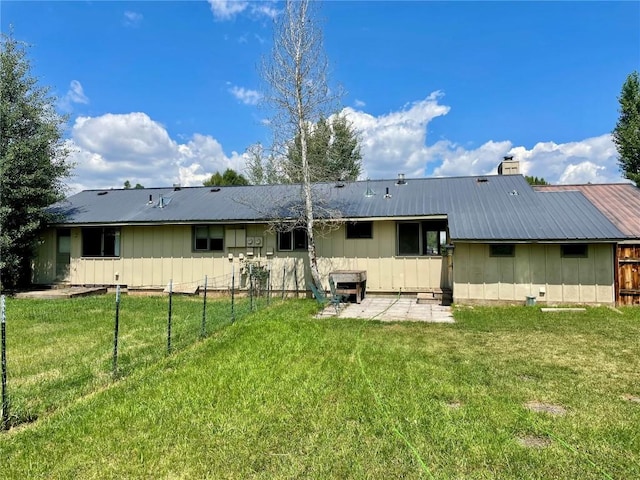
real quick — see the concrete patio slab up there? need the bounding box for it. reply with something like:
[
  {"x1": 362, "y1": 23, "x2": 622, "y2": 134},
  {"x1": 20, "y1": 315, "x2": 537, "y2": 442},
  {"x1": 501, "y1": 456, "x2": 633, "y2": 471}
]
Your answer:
[
  {"x1": 316, "y1": 297, "x2": 454, "y2": 323},
  {"x1": 15, "y1": 287, "x2": 107, "y2": 299}
]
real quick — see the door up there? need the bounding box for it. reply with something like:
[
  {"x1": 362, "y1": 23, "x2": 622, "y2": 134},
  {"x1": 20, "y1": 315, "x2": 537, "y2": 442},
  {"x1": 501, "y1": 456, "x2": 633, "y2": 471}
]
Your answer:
[
  {"x1": 617, "y1": 244, "x2": 640, "y2": 305},
  {"x1": 56, "y1": 228, "x2": 71, "y2": 282}
]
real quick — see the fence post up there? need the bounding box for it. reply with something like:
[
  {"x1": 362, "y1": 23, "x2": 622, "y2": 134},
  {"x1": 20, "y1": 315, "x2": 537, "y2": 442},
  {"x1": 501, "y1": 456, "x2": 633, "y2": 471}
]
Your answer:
[
  {"x1": 294, "y1": 264, "x2": 299, "y2": 298},
  {"x1": 1, "y1": 295, "x2": 8, "y2": 430},
  {"x1": 167, "y1": 279, "x2": 173, "y2": 354},
  {"x1": 249, "y1": 263, "x2": 254, "y2": 312},
  {"x1": 267, "y1": 264, "x2": 271, "y2": 305},
  {"x1": 282, "y1": 266, "x2": 286, "y2": 300},
  {"x1": 231, "y1": 266, "x2": 235, "y2": 323},
  {"x1": 201, "y1": 275, "x2": 208, "y2": 338},
  {"x1": 112, "y1": 285, "x2": 121, "y2": 379}
]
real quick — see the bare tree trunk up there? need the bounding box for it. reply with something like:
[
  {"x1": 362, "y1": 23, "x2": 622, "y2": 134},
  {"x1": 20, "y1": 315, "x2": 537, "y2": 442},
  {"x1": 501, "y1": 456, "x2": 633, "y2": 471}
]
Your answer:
[{"x1": 261, "y1": 0, "x2": 339, "y2": 290}]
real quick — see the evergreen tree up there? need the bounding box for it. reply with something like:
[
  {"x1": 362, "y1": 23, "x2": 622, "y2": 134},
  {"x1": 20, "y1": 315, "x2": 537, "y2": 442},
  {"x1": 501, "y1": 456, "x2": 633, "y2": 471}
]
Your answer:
[
  {"x1": 0, "y1": 32, "x2": 72, "y2": 290},
  {"x1": 613, "y1": 71, "x2": 640, "y2": 186},
  {"x1": 285, "y1": 114, "x2": 361, "y2": 183},
  {"x1": 245, "y1": 143, "x2": 282, "y2": 185},
  {"x1": 203, "y1": 168, "x2": 249, "y2": 186},
  {"x1": 525, "y1": 176, "x2": 549, "y2": 186}
]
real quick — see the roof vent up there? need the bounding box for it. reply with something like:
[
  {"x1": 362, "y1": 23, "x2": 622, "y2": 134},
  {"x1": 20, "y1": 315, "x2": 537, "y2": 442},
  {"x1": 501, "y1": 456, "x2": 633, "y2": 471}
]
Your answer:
[
  {"x1": 509, "y1": 189, "x2": 519, "y2": 196},
  {"x1": 396, "y1": 173, "x2": 406, "y2": 185},
  {"x1": 364, "y1": 179, "x2": 375, "y2": 197},
  {"x1": 97, "y1": 191, "x2": 108, "y2": 196},
  {"x1": 477, "y1": 177, "x2": 489, "y2": 183},
  {"x1": 210, "y1": 187, "x2": 221, "y2": 192},
  {"x1": 173, "y1": 186, "x2": 181, "y2": 191},
  {"x1": 335, "y1": 182, "x2": 345, "y2": 188},
  {"x1": 384, "y1": 187, "x2": 392, "y2": 199},
  {"x1": 148, "y1": 194, "x2": 153, "y2": 204}
]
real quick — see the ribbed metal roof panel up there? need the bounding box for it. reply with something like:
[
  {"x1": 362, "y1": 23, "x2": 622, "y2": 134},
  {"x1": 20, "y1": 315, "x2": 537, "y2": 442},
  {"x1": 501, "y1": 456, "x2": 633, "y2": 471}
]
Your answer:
[
  {"x1": 50, "y1": 175, "x2": 626, "y2": 241},
  {"x1": 534, "y1": 183, "x2": 640, "y2": 238}
]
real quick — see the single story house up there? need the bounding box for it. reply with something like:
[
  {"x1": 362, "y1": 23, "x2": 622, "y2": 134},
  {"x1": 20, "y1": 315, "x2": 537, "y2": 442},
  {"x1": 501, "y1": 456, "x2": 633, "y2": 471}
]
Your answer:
[
  {"x1": 34, "y1": 167, "x2": 631, "y2": 305},
  {"x1": 533, "y1": 183, "x2": 640, "y2": 305}
]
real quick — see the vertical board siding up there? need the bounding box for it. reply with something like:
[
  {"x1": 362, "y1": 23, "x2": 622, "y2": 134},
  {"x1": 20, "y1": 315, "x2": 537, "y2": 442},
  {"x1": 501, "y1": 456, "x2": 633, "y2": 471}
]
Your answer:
[
  {"x1": 453, "y1": 242, "x2": 615, "y2": 305},
  {"x1": 36, "y1": 222, "x2": 445, "y2": 292}
]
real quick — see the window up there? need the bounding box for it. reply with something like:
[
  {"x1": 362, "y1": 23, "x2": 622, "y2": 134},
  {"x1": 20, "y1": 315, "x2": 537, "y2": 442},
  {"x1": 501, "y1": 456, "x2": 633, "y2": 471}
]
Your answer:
[
  {"x1": 278, "y1": 228, "x2": 308, "y2": 251},
  {"x1": 397, "y1": 221, "x2": 447, "y2": 256},
  {"x1": 57, "y1": 228, "x2": 71, "y2": 254},
  {"x1": 489, "y1": 244, "x2": 515, "y2": 257},
  {"x1": 561, "y1": 244, "x2": 588, "y2": 258},
  {"x1": 193, "y1": 225, "x2": 224, "y2": 251},
  {"x1": 82, "y1": 227, "x2": 120, "y2": 257},
  {"x1": 346, "y1": 221, "x2": 373, "y2": 239}
]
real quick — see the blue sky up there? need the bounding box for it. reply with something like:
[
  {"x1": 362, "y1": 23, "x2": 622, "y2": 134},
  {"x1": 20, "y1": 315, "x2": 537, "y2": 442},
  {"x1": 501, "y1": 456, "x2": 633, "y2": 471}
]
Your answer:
[{"x1": 2, "y1": 1, "x2": 639, "y2": 192}]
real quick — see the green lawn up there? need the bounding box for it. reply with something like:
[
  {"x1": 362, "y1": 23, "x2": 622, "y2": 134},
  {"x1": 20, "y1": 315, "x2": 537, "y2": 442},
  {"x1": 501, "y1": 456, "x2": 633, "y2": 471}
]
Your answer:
[{"x1": 1, "y1": 297, "x2": 639, "y2": 479}]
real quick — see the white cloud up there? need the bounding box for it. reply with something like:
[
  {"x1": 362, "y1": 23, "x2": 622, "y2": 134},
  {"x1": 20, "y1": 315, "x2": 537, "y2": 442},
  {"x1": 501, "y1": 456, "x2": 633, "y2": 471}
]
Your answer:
[
  {"x1": 59, "y1": 80, "x2": 89, "y2": 112},
  {"x1": 208, "y1": 0, "x2": 248, "y2": 20},
  {"x1": 429, "y1": 140, "x2": 512, "y2": 177},
  {"x1": 67, "y1": 112, "x2": 245, "y2": 192},
  {"x1": 338, "y1": 93, "x2": 623, "y2": 185},
  {"x1": 63, "y1": 96, "x2": 625, "y2": 194},
  {"x1": 250, "y1": 2, "x2": 278, "y2": 19},
  {"x1": 342, "y1": 92, "x2": 450, "y2": 179},
  {"x1": 354, "y1": 99, "x2": 366, "y2": 108},
  {"x1": 208, "y1": 0, "x2": 278, "y2": 21},
  {"x1": 123, "y1": 11, "x2": 143, "y2": 27},
  {"x1": 425, "y1": 134, "x2": 621, "y2": 184},
  {"x1": 228, "y1": 85, "x2": 262, "y2": 105}
]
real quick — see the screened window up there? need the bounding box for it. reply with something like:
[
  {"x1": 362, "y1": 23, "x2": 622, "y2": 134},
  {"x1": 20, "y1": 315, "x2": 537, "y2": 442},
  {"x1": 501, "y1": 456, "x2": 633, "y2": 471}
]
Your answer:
[
  {"x1": 561, "y1": 244, "x2": 588, "y2": 258},
  {"x1": 193, "y1": 225, "x2": 224, "y2": 251},
  {"x1": 346, "y1": 221, "x2": 373, "y2": 239},
  {"x1": 278, "y1": 228, "x2": 308, "y2": 251},
  {"x1": 489, "y1": 244, "x2": 515, "y2": 257},
  {"x1": 397, "y1": 221, "x2": 447, "y2": 256},
  {"x1": 82, "y1": 227, "x2": 120, "y2": 257}
]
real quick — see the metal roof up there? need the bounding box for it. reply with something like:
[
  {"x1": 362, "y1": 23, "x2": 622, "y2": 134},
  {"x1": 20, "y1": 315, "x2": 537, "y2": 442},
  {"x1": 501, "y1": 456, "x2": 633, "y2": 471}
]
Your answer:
[
  {"x1": 50, "y1": 175, "x2": 626, "y2": 241},
  {"x1": 534, "y1": 183, "x2": 640, "y2": 238}
]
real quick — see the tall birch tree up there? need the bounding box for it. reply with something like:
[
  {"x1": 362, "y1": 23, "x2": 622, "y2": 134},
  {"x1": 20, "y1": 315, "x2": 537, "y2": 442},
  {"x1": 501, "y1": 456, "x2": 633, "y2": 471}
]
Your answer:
[{"x1": 261, "y1": 0, "x2": 338, "y2": 289}]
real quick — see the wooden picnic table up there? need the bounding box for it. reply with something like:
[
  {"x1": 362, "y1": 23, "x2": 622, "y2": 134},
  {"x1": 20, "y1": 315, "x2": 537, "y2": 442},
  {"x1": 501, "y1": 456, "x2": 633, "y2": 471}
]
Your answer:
[{"x1": 329, "y1": 270, "x2": 367, "y2": 304}]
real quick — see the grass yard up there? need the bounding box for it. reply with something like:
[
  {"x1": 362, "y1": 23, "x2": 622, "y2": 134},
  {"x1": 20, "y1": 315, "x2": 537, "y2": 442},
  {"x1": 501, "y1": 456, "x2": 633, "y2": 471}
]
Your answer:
[
  {"x1": 0, "y1": 293, "x2": 260, "y2": 425},
  {"x1": 1, "y1": 298, "x2": 639, "y2": 479}
]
